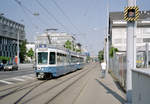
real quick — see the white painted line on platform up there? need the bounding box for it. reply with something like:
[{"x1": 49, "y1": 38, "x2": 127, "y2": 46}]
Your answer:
[
  {"x1": 12, "y1": 78, "x2": 25, "y2": 81},
  {"x1": 0, "y1": 80, "x2": 14, "y2": 84}
]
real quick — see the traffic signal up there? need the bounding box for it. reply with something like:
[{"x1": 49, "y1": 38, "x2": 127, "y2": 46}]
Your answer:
[{"x1": 124, "y1": 6, "x2": 139, "y2": 21}]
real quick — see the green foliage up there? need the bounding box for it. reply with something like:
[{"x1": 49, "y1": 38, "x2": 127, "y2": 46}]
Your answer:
[
  {"x1": 76, "y1": 49, "x2": 81, "y2": 52},
  {"x1": 109, "y1": 46, "x2": 118, "y2": 58},
  {"x1": 0, "y1": 56, "x2": 10, "y2": 61},
  {"x1": 98, "y1": 50, "x2": 104, "y2": 62},
  {"x1": 20, "y1": 40, "x2": 27, "y2": 63},
  {"x1": 27, "y1": 48, "x2": 34, "y2": 59},
  {"x1": 65, "y1": 40, "x2": 72, "y2": 50},
  {"x1": 86, "y1": 56, "x2": 90, "y2": 62}
]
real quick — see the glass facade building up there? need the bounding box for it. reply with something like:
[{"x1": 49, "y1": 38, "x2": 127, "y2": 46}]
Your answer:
[{"x1": 0, "y1": 15, "x2": 25, "y2": 63}]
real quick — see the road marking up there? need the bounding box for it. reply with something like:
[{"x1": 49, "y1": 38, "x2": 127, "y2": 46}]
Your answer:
[
  {"x1": 12, "y1": 78, "x2": 25, "y2": 81},
  {"x1": 28, "y1": 74, "x2": 35, "y2": 77},
  {"x1": 0, "y1": 80, "x2": 14, "y2": 84},
  {"x1": 21, "y1": 76, "x2": 35, "y2": 79}
]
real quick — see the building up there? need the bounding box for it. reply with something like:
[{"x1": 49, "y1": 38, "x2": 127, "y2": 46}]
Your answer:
[
  {"x1": 26, "y1": 42, "x2": 35, "y2": 52},
  {"x1": 0, "y1": 15, "x2": 25, "y2": 63},
  {"x1": 36, "y1": 32, "x2": 76, "y2": 48},
  {"x1": 109, "y1": 11, "x2": 150, "y2": 52}
]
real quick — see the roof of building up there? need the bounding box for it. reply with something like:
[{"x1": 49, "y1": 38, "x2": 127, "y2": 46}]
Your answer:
[{"x1": 0, "y1": 15, "x2": 24, "y2": 27}]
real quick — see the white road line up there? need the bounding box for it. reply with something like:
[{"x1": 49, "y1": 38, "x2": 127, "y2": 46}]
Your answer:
[
  {"x1": 28, "y1": 74, "x2": 35, "y2": 77},
  {"x1": 0, "y1": 80, "x2": 14, "y2": 84},
  {"x1": 12, "y1": 78, "x2": 25, "y2": 81},
  {"x1": 21, "y1": 76, "x2": 35, "y2": 79}
]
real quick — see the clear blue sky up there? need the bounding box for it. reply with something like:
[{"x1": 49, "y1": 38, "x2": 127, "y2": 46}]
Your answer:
[{"x1": 0, "y1": 0, "x2": 149, "y2": 56}]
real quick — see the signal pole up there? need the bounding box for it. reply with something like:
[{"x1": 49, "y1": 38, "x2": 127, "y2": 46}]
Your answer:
[{"x1": 126, "y1": 0, "x2": 137, "y2": 103}]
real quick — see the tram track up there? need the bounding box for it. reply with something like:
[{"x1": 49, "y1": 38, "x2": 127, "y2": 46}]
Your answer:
[
  {"x1": 0, "y1": 79, "x2": 38, "y2": 93},
  {"x1": 20, "y1": 64, "x2": 96, "y2": 104},
  {"x1": 0, "y1": 80, "x2": 46, "y2": 100},
  {"x1": 44, "y1": 63, "x2": 97, "y2": 104},
  {"x1": 21, "y1": 68, "x2": 90, "y2": 104},
  {"x1": 0, "y1": 63, "x2": 96, "y2": 104}
]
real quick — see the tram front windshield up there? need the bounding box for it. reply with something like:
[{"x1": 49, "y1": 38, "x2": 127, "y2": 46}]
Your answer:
[{"x1": 38, "y1": 52, "x2": 48, "y2": 64}]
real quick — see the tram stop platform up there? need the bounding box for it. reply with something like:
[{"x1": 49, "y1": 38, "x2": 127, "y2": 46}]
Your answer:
[{"x1": 74, "y1": 63, "x2": 126, "y2": 104}]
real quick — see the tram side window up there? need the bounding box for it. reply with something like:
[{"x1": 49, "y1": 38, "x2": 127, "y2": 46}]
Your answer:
[
  {"x1": 49, "y1": 52, "x2": 56, "y2": 64},
  {"x1": 71, "y1": 56, "x2": 77, "y2": 63},
  {"x1": 57, "y1": 53, "x2": 65, "y2": 65}
]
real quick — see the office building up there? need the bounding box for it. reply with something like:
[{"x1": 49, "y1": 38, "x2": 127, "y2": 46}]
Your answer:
[{"x1": 0, "y1": 15, "x2": 25, "y2": 63}]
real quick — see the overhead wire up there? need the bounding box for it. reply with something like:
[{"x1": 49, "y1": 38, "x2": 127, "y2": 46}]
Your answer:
[
  {"x1": 13, "y1": 0, "x2": 40, "y2": 30},
  {"x1": 35, "y1": 0, "x2": 70, "y2": 33},
  {"x1": 13, "y1": 0, "x2": 49, "y2": 28},
  {"x1": 51, "y1": 0, "x2": 81, "y2": 34}
]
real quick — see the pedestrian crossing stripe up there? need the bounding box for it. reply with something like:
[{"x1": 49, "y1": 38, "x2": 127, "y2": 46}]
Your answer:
[
  {"x1": 0, "y1": 74, "x2": 35, "y2": 85},
  {"x1": 124, "y1": 6, "x2": 139, "y2": 21}
]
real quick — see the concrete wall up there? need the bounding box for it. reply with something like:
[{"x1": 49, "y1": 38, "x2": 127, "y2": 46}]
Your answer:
[{"x1": 132, "y1": 69, "x2": 150, "y2": 104}]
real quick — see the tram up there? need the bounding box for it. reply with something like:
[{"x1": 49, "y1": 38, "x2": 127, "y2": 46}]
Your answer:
[{"x1": 35, "y1": 44, "x2": 85, "y2": 79}]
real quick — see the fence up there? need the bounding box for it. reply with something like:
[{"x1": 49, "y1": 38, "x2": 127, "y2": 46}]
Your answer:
[
  {"x1": 109, "y1": 51, "x2": 147, "y2": 88},
  {"x1": 109, "y1": 52, "x2": 127, "y2": 87}
]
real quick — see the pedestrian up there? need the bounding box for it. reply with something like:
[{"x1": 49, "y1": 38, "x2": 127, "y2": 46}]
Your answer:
[{"x1": 101, "y1": 61, "x2": 106, "y2": 78}]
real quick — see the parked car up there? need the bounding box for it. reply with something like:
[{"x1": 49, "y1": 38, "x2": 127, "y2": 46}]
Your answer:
[{"x1": 4, "y1": 64, "x2": 18, "y2": 71}]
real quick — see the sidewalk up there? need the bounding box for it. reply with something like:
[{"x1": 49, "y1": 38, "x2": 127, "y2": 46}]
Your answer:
[{"x1": 75, "y1": 63, "x2": 126, "y2": 104}]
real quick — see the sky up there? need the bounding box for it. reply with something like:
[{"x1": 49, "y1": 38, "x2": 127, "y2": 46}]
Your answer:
[{"x1": 0, "y1": 0, "x2": 150, "y2": 56}]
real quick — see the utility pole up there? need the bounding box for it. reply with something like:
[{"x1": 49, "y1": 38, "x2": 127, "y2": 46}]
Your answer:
[
  {"x1": 106, "y1": 1, "x2": 109, "y2": 75},
  {"x1": 146, "y1": 43, "x2": 149, "y2": 68},
  {"x1": 17, "y1": 30, "x2": 20, "y2": 65},
  {"x1": 126, "y1": 0, "x2": 137, "y2": 103}
]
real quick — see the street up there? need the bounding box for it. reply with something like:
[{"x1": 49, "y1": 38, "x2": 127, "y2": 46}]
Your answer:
[
  {"x1": 0, "y1": 64, "x2": 35, "y2": 86},
  {"x1": 0, "y1": 63, "x2": 125, "y2": 104}
]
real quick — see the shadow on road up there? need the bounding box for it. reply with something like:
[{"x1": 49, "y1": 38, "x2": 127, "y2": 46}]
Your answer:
[{"x1": 95, "y1": 79, "x2": 126, "y2": 104}]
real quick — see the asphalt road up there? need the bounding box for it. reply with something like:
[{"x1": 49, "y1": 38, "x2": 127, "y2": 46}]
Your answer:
[
  {"x1": 0, "y1": 63, "x2": 125, "y2": 104},
  {"x1": 0, "y1": 64, "x2": 34, "y2": 80}
]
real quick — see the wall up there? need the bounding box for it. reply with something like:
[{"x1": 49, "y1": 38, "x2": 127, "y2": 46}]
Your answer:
[{"x1": 132, "y1": 69, "x2": 150, "y2": 104}]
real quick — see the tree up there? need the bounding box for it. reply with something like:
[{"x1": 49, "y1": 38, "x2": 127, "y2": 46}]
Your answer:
[
  {"x1": 19, "y1": 40, "x2": 27, "y2": 63},
  {"x1": 65, "y1": 40, "x2": 72, "y2": 50},
  {"x1": 76, "y1": 49, "x2": 81, "y2": 53},
  {"x1": 98, "y1": 50, "x2": 104, "y2": 63},
  {"x1": 0, "y1": 56, "x2": 10, "y2": 64},
  {"x1": 27, "y1": 48, "x2": 34, "y2": 60},
  {"x1": 109, "y1": 46, "x2": 118, "y2": 58},
  {"x1": 86, "y1": 56, "x2": 90, "y2": 63}
]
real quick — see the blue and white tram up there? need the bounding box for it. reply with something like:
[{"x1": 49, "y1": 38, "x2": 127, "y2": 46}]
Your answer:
[{"x1": 35, "y1": 44, "x2": 85, "y2": 79}]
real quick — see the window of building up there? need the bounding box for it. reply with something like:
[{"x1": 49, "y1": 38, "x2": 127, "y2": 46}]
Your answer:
[
  {"x1": 143, "y1": 38, "x2": 150, "y2": 42},
  {"x1": 114, "y1": 39, "x2": 122, "y2": 44},
  {"x1": 136, "y1": 38, "x2": 143, "y2": 43}
]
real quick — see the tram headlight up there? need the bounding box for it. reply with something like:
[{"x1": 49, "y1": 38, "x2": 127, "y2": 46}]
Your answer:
[{"x1": 37, "y1": 67, "x2": 41, "y2": 70}]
